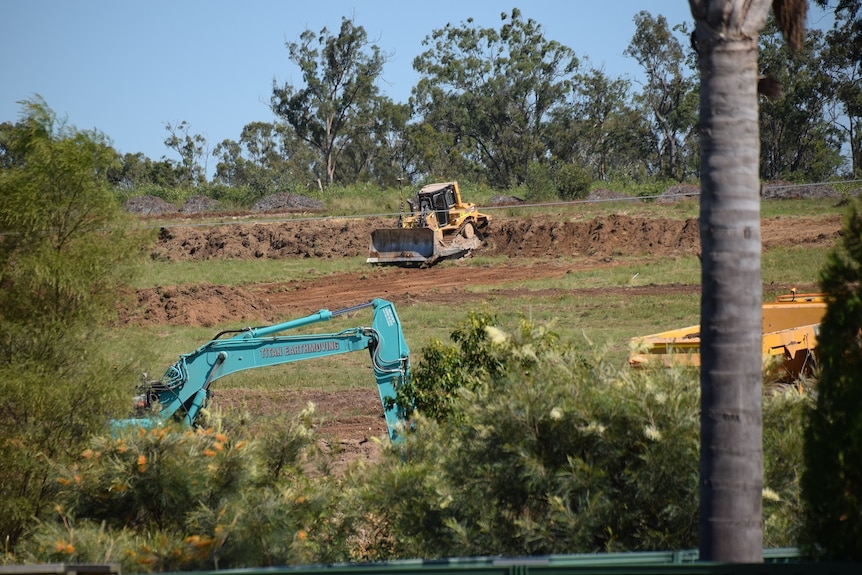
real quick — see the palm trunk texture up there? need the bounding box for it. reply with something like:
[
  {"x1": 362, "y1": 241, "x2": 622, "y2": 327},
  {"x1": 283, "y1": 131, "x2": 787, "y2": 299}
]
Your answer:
[{"x1": 691, "y1": 0, "x2": 770, "y2": 563}]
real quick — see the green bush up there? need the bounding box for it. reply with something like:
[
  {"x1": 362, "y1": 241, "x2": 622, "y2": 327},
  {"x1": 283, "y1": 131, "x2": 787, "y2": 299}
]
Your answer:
[
  {"x1": 524, "y1": 161, "x2": 557, "y2": 202},
  {"x1": 16, "y1": 407, "x2": 349, "y2": 571},
  {"x1": 354, "y1": 316, "x2": 806, "y2": 560},
  {"x1": 556, "y1": 163, "x2": 592, "y2": 200},
  {"x1": 800, "y1": 201, "x2": 862, "y2": 559},
  {"x1": 0, "y1": 98, "x2": 148, "y2": 545}
]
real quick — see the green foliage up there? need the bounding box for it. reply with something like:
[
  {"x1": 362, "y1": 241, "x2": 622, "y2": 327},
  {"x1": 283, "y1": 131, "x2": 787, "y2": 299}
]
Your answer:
[
  {"x1": 763, "y1": 386, "x2": 811, "y2": 548},
  {"x1": 16, "y1": 408, "x2": 347, "y2": 571},
  {"x1": 412, "y1": 8, "x2": 579, "y2": 188},
  {"x1": 624, "y1": 12, "x2": 698, "y2": 181},
  {"x1": 556, "y1": 162, "x2": 592, "y2": 200},
  {"x1": 8, "y1": 309, "x2": 811, "y2": 568},
  {"x1": 361, "y1": 317, "x2": 805, "y2": 559},
  {"x1": 0, "y1": 97, "x2": 150, "y2": 544},
  {"x1": 394, "y1": 310, "x2": 505, "y2": 421},
  {"x1": 800, "y1": 200, "x2": 862, "y2": 559},
  {"x1": 57, "y1": 423, "x2": 253, "y2": 532},
  {"x1": 271, "y1": 17, "x2": 387, "y2": 187},
  {"x1": 523, "y1": 161, "x2": 592, "y2": 202},
  {"x1": 759, "y1": 22, "x2": 845, "y2": 181},
  {"x1": 524, "y1": 161, "x2": 557, "y2": 202}
]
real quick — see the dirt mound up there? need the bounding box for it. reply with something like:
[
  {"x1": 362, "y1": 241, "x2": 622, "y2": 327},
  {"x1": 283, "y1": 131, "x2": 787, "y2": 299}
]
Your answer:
[
  {"x1": 122, "y1": 195, "x2": 179, "y2": 215},
  {"x1": 118, "y1": 284, "x2": 277, "y2": 327},
  {"x1": 761, "y1": 181, "x2": 842, "y2": 200},
  {"x1": 488, "y1": 215, "x2": 701, "y2": 258},
  {"x1": 252, "y1": 193, "x2": 324, "y2": 212},
  {"x1": 657, "y1": 184, "x2": 700, "y2": 203},
  {"x1": 127, "y1": 213, "x2": 842, "y2": 329},
  {"x1": 586, "y1": 189, "x2": 630, "y2": 201},
  {"x1": 147, "y1": 214, "x2": 702, "y2": 262},
  {"x1": 180, "y1": 195, "x2": 221, "y2": 214}
]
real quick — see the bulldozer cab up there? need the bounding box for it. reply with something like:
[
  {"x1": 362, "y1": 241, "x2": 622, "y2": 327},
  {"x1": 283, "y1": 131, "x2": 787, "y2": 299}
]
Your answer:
[{"x1": 415, "y1": 184, "x2": 457, "y2": 230}]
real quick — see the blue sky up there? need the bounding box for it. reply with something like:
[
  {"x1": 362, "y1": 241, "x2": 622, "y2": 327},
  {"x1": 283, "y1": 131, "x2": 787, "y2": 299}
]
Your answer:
[{"x1": 1, "y1": 1, "x2": 832, "y2": 171}]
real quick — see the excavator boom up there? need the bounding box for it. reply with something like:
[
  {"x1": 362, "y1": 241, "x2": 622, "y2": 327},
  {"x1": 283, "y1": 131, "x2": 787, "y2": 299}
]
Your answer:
[{"x1": 115, "y1": 298, "x2": 411, "y2": 441}]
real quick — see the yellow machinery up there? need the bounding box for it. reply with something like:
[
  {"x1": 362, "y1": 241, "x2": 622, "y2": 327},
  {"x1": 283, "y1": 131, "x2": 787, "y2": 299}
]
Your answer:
[
  {"x1": 630, "y1": 291, "x2": 825, "y2": 380},
  {"x1": 367, "y1": 181, "x2": 491, "y2": 266}
]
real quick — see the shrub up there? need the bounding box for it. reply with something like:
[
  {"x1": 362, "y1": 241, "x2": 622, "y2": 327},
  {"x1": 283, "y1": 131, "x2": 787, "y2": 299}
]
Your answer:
[
  {"x1": 355, "y1": 316, "x2": 806, "y2": 560},
  {"x1": 17, "y1": 407, "x2": 348, "y2": 571},
  {"x1": 800, "y1": 201, "x2": 862, "y2": 559},
  {"x1": 556, "y1": 163, "x2": 592, "y2": 200}
]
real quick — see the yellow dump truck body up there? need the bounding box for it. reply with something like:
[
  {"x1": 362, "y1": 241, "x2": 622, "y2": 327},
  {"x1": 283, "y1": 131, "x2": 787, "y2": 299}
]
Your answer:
[{"x1": 630, "y1": 292, "x2": 825, "y2": 380}]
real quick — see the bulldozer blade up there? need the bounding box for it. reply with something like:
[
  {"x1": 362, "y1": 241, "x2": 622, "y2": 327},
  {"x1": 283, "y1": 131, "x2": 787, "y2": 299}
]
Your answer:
[
  {"x1": 367, "y1": 228, "x2": 440, "y2": 264},
  {"x1": 367, "y1": 227, "x2": 482, "y2": 266}
]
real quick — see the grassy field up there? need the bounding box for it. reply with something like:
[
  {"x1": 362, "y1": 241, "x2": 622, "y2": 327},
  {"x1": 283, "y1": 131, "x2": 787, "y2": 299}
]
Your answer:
[{"x1": 111, "y1": 197, "x2": 846, "y2": 400}]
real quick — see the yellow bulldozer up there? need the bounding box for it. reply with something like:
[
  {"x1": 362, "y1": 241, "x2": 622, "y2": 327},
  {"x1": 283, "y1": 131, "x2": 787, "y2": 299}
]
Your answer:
[
  {"x1": 367, "y1": 181, "x2": 491, "y2": 266},
  {"x1": 629, "y1": 290, "x2": 825, "y2": 381}
]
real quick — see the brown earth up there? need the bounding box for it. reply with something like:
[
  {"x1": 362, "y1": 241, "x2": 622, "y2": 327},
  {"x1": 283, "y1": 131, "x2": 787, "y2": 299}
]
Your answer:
[{"x1": 120, "y1": 210, "x2": 844, "y2": 467}]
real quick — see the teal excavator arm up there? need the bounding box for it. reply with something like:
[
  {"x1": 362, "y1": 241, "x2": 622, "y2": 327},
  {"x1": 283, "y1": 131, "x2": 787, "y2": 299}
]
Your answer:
[{"x1": 118, "y1": 298, "x2": 410, "y2": 441}]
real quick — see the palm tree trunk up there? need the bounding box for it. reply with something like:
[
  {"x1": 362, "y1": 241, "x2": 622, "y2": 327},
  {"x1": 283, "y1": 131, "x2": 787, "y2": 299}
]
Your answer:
[{"x1": 692, "y1": 0, "x2": 770, "y2": 562}]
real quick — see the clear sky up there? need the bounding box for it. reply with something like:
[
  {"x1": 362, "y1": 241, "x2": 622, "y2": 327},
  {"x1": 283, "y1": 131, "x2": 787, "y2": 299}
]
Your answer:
[{"x1": 1, "y1": 1, "x2": 832, "y2": 171}]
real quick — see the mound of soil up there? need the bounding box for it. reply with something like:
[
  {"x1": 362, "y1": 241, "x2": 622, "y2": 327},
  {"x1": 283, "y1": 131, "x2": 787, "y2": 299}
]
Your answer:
[
  {"x1": 657, "y1": 184, "x2": 700, "y2": 203},
  {"x1": 586, "y1": 189, "x2": 630, "y2": 201},
  {"x1": 252, "y1": 193, "x2": 324, "y2": 212},
  {"x1": 122, "y1": 195, "x2": 179, "y2": 215},
  {"x1": 146, "y1": 214, "x2": 703, "y2": 263},
  {"x1": 180, "y1": 195, "x2": 221, "y2": 214}
]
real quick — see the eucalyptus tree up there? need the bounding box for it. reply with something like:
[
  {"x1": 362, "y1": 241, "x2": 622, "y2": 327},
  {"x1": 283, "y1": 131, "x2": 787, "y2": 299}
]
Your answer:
[
  {"x1": 625, "y1": 12, "x2": 699, "y2": 181},
  {"x1": 213, "y1": 121, "x2": 316, "y2": 195},
  {"x1": 359, "y1": 99, "x2": 412, "y2": 187},
  {"x1": 411, "y1": 8, "x2": 579, "y2": 189},
  {"x1": 816, "y1": 0, "x2": 861, "y2": 177},
  {"x1": 759, "y1": 22, "x2": 843, "y2": 180},
  {"x1": 689, "y1": 0, "x2": 807, "y2": 562},
  {"x1": 163, "y1": 120, "x2": 208, "y2": 186},
  {"x1": 548, "y1": 66, "x2": 653, "y2": 181},
  {"x1": 271, "y1": 17, "x2": 387, "y2": 188}
]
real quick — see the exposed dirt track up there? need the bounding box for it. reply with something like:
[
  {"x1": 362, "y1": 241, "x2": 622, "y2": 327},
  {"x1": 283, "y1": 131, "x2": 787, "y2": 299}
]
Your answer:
[
  {"x1": 122, "y1": 210, "x2": 844, "y2": 465},
  {"x1": 128, "y1": 212, "x2": 841, "y2": 325}
]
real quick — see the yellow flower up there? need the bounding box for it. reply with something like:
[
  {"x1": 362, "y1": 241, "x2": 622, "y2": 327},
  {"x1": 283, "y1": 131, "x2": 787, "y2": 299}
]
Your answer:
[
  {"x1": 137, "y1": 454, "x2": 147, "y2": 472},
  {"x1": 297, "y1": 530, "x2": 308, "y2": 541},
  {"x1": 203, "y1": 448, "x2": 217, "y2": 457},
  {"x1": 82, "y1": 448, "x2": 94, "y2": 459},
  {"x1": 215, "y1": 433, "x2": 228, "y2": 443},
  {"x1": 56, "y1": 477, "x2": 71, "y2": 486},
  {"x1": 213, "y1": 442, "x2": 224, "y2": 451}
]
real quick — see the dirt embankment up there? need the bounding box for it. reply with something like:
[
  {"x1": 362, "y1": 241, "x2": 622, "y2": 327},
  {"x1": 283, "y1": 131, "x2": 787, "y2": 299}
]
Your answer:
[{"x1": 123, "y1": 212, "x2": 841, "y2": 327}]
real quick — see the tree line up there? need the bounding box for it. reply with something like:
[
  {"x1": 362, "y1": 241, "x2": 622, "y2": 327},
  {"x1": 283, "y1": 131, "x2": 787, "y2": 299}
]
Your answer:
[{"x1": 90, "y1": 6, "x2": 859, "y2": 199}]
